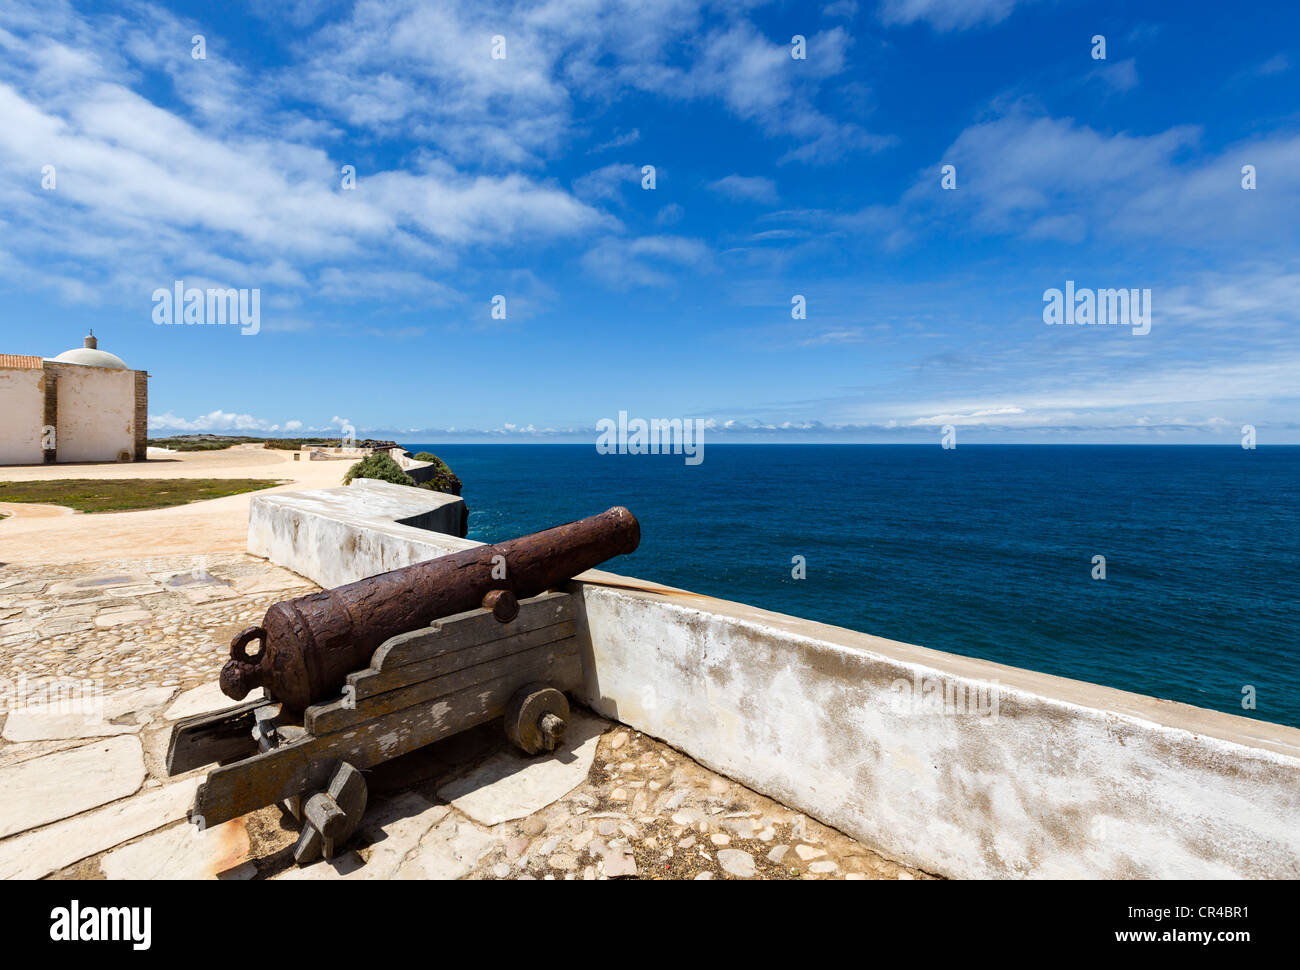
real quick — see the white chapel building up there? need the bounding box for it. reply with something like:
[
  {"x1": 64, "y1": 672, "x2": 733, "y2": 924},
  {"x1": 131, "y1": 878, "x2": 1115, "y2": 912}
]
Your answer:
[{"x1": 0, "y1": 333, "x2": 148, "y2": 465}]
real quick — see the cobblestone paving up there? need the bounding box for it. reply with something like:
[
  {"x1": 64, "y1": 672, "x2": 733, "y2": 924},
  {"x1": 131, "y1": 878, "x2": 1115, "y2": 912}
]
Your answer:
[
  {"x1": 451, "y1": 724, "x2": 930, "y2": 881},
  {"x1": 0, "y1": 553, "x2": 315, "y2": 694},
  {"x1": 0, "y1": 554, "x2": 930, "y2": 881}
]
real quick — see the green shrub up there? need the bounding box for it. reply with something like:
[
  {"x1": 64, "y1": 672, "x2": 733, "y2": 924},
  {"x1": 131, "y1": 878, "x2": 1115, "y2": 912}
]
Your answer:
[
  {"x1": 343, "y1": 453, "x2": 415, "y2": 487},
  {"x1": 412, "y1": 452, "x2": 463, "y2": 496}
]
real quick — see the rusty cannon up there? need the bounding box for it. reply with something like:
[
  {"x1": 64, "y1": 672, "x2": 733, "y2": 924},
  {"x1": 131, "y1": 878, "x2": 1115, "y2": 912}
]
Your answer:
[
  {"x1": 220, "y1": 505, "x2": 639, "y2": 714},
  {"x1": 166, "y1": 506, "x2": 639, "y2": 866}
]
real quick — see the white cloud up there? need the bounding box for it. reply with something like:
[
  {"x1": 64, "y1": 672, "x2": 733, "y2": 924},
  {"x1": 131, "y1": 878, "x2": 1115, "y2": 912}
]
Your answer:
[
  {"x1": 591, "y1": 128, "x2": 641, "y2": 152},
  {"x1": 912, "y1": 406, "x2": 1024, "y2": 425},
  {"x1": 708, "y1": 174, "x2": 779, "y2": 204},
  {"x1": 573, "y1": 163, "x2": 644, "y2": 204},
  {"x1": 0, "y1": 1, "x2": 613, "y2": 308},
  {"x1": 1089, "y1": 57, "x2": 1139, "y2": 94},
  {"x1": 801, "y1": 328, "x2": 866, "y2": 345},
  {"x1": 836, "y1": 111, "x2": 1300, "y2": 249},
  {"x1": 679, "y1": 23, "x2": 890, "y2": 164},
  {"x1": 655, "y1": 203, "x2": 685, "y2": 226},
  {"x1": 315, "y1": 267, "x2": 461, "y2": 305},
  {"x1": 150, "y1": 410, "x2": 291, "y2": 432},
  {"x1": 878, "y1": 0, "x2": 1034, "y2": 31},
  {"x1": 581, "y1": 235, "x2": 713, "y2": 288},
  {"x1": 287, "y1": 3, "x2": 885, "y2": 168}
]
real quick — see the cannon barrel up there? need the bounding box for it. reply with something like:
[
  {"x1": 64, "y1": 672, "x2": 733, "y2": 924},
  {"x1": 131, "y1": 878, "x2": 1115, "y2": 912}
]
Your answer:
[{"x1": 220, "y1": 506, "x2": 639, "y2": 713}]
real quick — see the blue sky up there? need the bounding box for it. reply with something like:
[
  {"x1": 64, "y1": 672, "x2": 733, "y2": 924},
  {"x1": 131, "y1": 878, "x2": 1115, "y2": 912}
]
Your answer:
[{"x1": 1, "y1": 0, "x2": 1297, "y2": 442}]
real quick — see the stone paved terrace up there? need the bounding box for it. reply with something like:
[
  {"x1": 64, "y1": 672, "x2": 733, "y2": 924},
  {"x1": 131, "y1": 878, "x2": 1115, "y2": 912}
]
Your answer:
[{"x1": 0, "y1": 554, "x2": 929, "y2": 880}]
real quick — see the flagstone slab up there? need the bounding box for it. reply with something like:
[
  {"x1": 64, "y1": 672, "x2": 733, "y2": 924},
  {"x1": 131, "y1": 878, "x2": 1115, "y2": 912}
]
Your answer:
[
  {"x1": 436, "y1": 712, "x2": 604, "y2": 826},
  {"x1": 0, "y1": 737, "x2": 89, "y2": 771},
  {"x1": 40, "y1": 617, "x2": 97, "y2": 636},
  {"x1": 395, "y1": 814, "x2": 496, "y2": 880},
  {"x1": 2, "y1": 711, "x2": 139, "y2": 742},
  {"x1": 164, "y1": 681, "x2": 239, "y2": 721},
  {"x1": 232, "y1": 571, "x2": 310, "y2": 596},
  {"x1": 1, "y1": 686, "x2": 175, "y2": 742},
  {"x1": 276, "y1": 792, "x2": 451, "y2": 881},
  {"x1": 0, "y1": 735, "x2": 146, "y2": 838},
  {"x1": 100, "y1": 817, "x2": 254, "y2": 880},
  {"x1": 0, "y1": 777, "x2": 200, "y2": 879},
  {"x1": 109, "y1": 686, "x2": 177, "y2": 716},
  {"x1": 94, "y1": 608, "x2": 153, "y2": 629}
]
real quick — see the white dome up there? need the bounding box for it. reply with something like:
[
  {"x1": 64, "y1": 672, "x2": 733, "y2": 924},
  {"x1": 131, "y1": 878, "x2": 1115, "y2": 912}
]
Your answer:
[
  {"x1": 48, "y1": 347, "x2": 129, "y2": 369},
  {"x1": 48, "y1": 334, "x2": 128, "y2": 369}
]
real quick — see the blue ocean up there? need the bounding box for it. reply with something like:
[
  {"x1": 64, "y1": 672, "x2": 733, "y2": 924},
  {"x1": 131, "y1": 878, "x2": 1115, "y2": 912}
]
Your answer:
[{"x1": 404, "y1": 444, "x2": 1300, "y2": 730}]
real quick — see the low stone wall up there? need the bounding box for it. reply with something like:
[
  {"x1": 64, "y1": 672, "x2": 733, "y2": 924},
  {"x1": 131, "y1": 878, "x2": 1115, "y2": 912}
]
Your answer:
[
  {"x1": 246, "y1": 480, "x2": 469, "y2": 583},
  {"x1": 390, "y1": 449, "x2": 440, "y2": 486},
  {"x1": 246, "y1": 486, "x2": 1300, "y2": 879},
  {"x1": 302, "y1": 446, "x2": 366, "y2": 461}
]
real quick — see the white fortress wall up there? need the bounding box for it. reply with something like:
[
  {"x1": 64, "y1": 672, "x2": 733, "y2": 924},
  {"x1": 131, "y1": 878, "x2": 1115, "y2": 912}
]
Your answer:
[
  {"x1": 0, "y1": 367, "x2": 44, "y2": 465},
  {"x1": 247, "y1": 479, "x2": 472, "y2": 584},
  {"x1": 47, "y1": 363, "x2": 136, "y2": 462},
  {"x1": 246, "y1": 482, "x2": 1300, "y2": 879}
]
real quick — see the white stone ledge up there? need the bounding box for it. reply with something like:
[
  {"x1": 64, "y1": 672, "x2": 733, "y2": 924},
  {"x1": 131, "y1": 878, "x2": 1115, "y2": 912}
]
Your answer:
[
  {"x1": 247, "y1": 485, "x2": 1300, "y2": 879},
  {"x1": 247, "y1": 479, "x2": 470, "y2": 589}
]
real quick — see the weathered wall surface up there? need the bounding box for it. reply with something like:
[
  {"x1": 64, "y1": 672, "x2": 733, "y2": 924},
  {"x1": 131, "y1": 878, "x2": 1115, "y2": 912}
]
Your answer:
[
  {"x1": 247, "y1": 479, "x2": 470, "y2": 584},
  {"x1": 394, "y1": 451, "x2": 438, "y2": 484},
  {"x1": 0, "y1": 367, "x2": 44, "y2": 465},
  {"x1": 575, "y1": 586, "x2": 1300, "y2": 879},
  {"x1": 46, "y1": 363, "x2": 136, "y2": 463},
  {"x1": 246, "y1": 485, "x2": 1300, "y2": 879}
]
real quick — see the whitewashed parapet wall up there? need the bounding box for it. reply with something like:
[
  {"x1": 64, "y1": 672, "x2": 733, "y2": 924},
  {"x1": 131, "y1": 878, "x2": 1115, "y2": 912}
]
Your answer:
[
  {"x1": 247, "y1": 479, "x2": 472, "y2": 584},
  {"x1": 248, "y1": 482, "x2": 1300, "y2": 879}
]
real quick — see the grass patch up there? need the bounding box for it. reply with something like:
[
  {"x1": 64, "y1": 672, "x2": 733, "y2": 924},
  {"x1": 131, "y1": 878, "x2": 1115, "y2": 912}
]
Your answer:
[
  {"x1": 148, "y1": 435, "x2": 401, "y2": 452},
  {"x1": 0, "y1": 478, "x2": 283, "y2": 513},
  {"x1": 147, "y1": 435, "x2": 345, "y2": 451},
  {"x1": 148, "y1": 436, "x2": 265, "y2": 451},
  {"x1": 263, "y1": 437, "x2": 343, "y2": 450}
]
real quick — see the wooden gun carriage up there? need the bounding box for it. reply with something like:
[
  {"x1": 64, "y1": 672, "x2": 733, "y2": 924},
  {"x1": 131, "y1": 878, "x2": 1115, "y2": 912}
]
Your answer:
[{"x1": 165, "y1": 508, "x2": 638, "y2": 865}]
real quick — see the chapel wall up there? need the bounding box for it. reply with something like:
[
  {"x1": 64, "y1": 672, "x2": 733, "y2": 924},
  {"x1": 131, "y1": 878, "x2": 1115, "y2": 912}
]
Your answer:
[
  {"x1": 0, "y1": 366, "x2": 45, "y2": 465},
  {"x1": 47, "y1": 363, "x2": 137, "y2": 463}
]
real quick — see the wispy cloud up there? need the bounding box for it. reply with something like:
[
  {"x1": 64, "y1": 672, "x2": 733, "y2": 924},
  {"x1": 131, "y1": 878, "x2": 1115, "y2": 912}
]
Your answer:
[
  {"x1": 814, "y1": 110, "x2": 1300, "y2": 251},
  {"x1": 591, "y1": 128, "x2": 642, "y2": 152},
  {"x1": 801, "y1": 327, "x2": 866, "y2": 345},
  {"x1": 573, "y1": 163, "x2": 645, "y2": 204},
  {"x1": 877, "y1": 0, "x2": 1036, "y2": 31},
  {"x1": 1088, "y1": 57, "x2": 1139, "y2": 94},
  {"x1": 580, "y1": 234, "x2": 713, "y2": 288},
  {"x1": 150, "y1": 409, "x2": 301, "y2": 432},
  {"x1": 708, "y1": 174, "x2": 779, "y2": 204}
]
